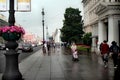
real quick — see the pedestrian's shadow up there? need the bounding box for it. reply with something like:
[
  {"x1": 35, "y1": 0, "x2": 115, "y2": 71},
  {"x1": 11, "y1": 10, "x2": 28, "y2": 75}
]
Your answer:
[{"x1": 113, "y1": 68, "x2": 120, "y2": 80}]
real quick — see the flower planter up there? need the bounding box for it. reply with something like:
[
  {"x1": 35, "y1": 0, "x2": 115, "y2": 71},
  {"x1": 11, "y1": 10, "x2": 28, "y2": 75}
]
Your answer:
[
  {"x1": 0, "y1": 25, "x2": 25, "y2": 80},
  {"x1": 2, "y1": 32, "x2": 21, "y2": 41},
  {"x1": 0, "y1": 26, "x2": 25, "y2": 41}
]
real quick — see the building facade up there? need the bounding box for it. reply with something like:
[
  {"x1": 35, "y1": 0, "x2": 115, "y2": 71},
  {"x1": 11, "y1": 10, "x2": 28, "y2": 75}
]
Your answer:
[
  {"x1": 82, "y1": 0, "x2": 120, "y2": 52},
  {"x1": 53, "y1": 29, "x2": 61, "y2": 44},
  {"x1": 0, "y1": 14, "x2": 9, "y2": 43},
  {"x1": 0, "y1": 14, "x2": 8, "y2": 26}
]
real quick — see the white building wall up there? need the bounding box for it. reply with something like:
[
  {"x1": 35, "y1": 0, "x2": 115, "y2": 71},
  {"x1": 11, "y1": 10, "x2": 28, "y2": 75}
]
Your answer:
[
  {"x1": 54, "y1": 29, "x2": 61, "y2": 43},
  {"x1": 82, "y1": 0, "x2": 120, "y2": 52}
]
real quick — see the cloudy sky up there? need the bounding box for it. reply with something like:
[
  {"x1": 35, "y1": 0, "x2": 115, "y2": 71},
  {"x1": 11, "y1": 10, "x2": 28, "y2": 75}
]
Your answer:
[{"x1": 1, "y1": 0, "x2": 83, "y2": 38}]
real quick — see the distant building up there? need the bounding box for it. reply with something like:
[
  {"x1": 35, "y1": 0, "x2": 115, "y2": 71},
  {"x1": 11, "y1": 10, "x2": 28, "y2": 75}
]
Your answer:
[
  {"x1": 23, "y1": 32, "x2": 36, "y2": 43},
  {"x1": 82, "y1": 0, "x2": 120, "y2": 52},
  {"x1": 23, "y1": 32, "x2": 42, "y2": 45},
  {"x1": 46, "y1": 26, "x2": 50, "y2": 42},
  {"x1": 53, "y1": 29, "x2": 61, "y2": 44}
]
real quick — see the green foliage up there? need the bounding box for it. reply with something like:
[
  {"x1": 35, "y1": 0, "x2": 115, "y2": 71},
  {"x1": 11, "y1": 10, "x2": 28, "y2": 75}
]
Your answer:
[
  {"x1": 82, "y1": 32, "x2": 92, "y2": 46},
  {"x1": 77, "y1": 46, "x2": 88, "y2": 51},
  {"x1": 77, "y1": 45, "x2": 91, "y2": 53},
  {"x1": 60, "y1": 7, "x2": 84, "y2": 43}
]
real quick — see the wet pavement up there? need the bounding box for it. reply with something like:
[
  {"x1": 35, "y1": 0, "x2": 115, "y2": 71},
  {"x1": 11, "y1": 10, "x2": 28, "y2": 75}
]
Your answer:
[{"x1": 0, "y1": 47, "x2": 119, "y2": 80}]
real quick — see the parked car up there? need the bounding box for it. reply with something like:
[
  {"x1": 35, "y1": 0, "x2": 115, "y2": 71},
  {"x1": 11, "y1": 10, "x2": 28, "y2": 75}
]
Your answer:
[
  {"x1": 22, "y1": 43, "x2": 33, "y2": 52},
  {"x1": 31, "y1": 43, "x2": 37, "y2": 47}
]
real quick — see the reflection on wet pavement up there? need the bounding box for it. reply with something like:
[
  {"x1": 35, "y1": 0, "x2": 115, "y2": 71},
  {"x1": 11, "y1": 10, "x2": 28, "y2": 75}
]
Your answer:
[{"x1": 58, "y1": 47, "x2": 116, "y2": 80}]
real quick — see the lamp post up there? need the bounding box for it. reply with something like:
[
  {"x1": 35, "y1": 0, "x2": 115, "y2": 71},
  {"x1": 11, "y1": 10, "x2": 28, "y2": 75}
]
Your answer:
[
  {"x1": 2, "y1": 0, "x2": 23, "y2": 80},
  {"x1": 41, "y1": 8, "x2": 46, "y2": 53},
  {"x1": 8, "y1": 0, "x2": 15, "y2": 26}
]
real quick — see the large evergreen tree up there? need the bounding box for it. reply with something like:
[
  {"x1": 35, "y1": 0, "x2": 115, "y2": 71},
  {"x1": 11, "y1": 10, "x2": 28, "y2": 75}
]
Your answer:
[{"x1": 60, "y1": 7, "x2": 84, "y2": 43}]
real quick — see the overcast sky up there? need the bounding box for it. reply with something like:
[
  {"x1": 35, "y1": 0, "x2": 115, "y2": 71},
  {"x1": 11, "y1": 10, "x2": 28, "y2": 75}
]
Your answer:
[{"x1": 1, "y1": 0, "x2": 83, "y2": 38}]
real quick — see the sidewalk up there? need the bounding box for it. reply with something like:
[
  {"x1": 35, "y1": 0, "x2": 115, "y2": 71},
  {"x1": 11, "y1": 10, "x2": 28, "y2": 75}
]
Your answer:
[
  {"x1": 0, "y1": 49, "x2": 43, "y2": 80},
  {"x1": 20, "y1": 49, "x2": 65, "y2": 80},
  {"x1": 0, "y1": 47, "x2": 116, "y2": 80},
  {"x1": 0, "y1": 48, "x2": 65, "y2": 80}
]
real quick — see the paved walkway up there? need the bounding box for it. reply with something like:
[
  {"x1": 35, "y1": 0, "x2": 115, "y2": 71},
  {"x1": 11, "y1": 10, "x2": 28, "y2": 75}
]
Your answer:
[{"x1": 0, "y1": 47, "x2": 118, "y2": 80}]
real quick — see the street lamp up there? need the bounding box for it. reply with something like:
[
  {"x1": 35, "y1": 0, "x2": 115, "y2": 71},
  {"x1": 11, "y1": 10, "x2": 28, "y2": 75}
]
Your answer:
[
  {"x1": 41, "y1": 8, "x2": 46, "y2": 53},
  {"x1": 2, "y1": 0, "x2": 22, "y2": 80}
]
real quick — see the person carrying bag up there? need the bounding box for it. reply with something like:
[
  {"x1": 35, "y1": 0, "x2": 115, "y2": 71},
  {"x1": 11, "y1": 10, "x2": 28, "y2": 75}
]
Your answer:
[
  {"x1": 99, "y1": 40, "x2": 109, "y2": 68},
  {"x1": 110, "y1": 41, "x2": 120, "y2": 69},
  {"x1": 71, "y1": 42, "x2": 79, "y2": 61}
]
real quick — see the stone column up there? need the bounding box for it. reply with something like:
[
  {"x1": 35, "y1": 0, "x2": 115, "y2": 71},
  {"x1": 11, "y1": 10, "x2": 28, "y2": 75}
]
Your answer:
[
  {"x1": 98, "y1": 20, "x2": 106, "y2": 45},
  {"x1": 91, "y1": 25, "x2": 97, "y2": 52},
  {"x1": 108, "y1": 15, "x2": 119, "y2": 45},
  {"x1": 108, "y1": 15, "x2": 116, "y2": 44},
  {"x1": 98, "y1": 20, "x2": 107, "y2": 51},
  {"x1": 92, "y1": 37, "x2": 96, "y2": 52}
]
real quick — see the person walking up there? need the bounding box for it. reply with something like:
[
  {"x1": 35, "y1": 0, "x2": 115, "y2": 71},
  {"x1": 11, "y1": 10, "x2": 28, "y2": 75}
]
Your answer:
[
  {"x1": 99, "y1": 40, "x2": 109, "y2": 67},
  {"x1": 42, "y1": 42, "x2": 47, "y2": 56},
  {"x1": 71, "y1": 42, "x2": 79, "y2": 61},
  {"x1": 110, "y1": 41, "x2": 120, "y2": 69},
  {"x1": 47, "y1": 42, "x2": 51, "y2": 55}
]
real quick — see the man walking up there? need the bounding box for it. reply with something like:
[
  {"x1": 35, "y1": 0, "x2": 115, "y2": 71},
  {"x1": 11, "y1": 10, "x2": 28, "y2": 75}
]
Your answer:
[
  {"x1": 110, "y1": 41, "x2": 120, "y2": 69},
  {"x1": 100, "y1": 40, "x2": 109, "y2": 67}
]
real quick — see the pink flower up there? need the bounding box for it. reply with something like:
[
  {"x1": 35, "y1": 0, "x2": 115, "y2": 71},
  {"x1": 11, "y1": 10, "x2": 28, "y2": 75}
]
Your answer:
[{"x1": 0, "y1": 26, "x2": 25, "y2": 35}]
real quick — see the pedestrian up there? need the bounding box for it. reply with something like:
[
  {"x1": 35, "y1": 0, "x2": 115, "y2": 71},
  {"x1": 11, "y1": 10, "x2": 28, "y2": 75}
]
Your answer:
[
  {"x1": 71, "y1": 42, "x2": 79, "y2": 61},
  {"x1": 99, "y1": 40, "x2": 109, "y2": 67},
  {"x1": 73, "y1": 49, "x2": 79, "y2": 61},
  {"x1": 47, "y1": 42, "x2": 51, "y2": 55},
  {"x1": 109, "y1": 41, "x2": 120, "y2": 69}
]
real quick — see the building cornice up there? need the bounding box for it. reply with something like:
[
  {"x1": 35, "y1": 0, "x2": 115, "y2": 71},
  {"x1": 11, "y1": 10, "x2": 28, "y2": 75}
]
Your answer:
[
  {"x1": 108, "y1": 5, "x2": 120, "y2": 11},
  {"x1": 95, "y1": 3, "x2": 107, "y2": 15},
  {"x1": 95, "y1": 2, "x2": 120, "y2": 16},
  {"x1": 82, "y1": 0, "x2": 91, "y2": 6}
]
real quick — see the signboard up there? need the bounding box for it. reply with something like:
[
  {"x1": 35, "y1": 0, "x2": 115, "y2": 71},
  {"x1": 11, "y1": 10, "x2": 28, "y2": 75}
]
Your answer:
[
  {"x1": 17, "y1": 0, "x2": 31, "y2": 11},
  {"x1": 0, "y1": 0, "x2": 7, "y2": 11}
]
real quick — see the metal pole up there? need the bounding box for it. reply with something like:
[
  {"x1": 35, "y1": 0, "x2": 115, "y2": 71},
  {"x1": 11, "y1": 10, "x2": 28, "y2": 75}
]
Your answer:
[
  {"x1": 42, "y1": 8, "x2": 46, "y2": 54},
  {"x1": 42, "y1": 8, "x2": 45, "y2": 44},
  {"x1": 9, "y1": 0, "x2": 15, "y2": 26}
]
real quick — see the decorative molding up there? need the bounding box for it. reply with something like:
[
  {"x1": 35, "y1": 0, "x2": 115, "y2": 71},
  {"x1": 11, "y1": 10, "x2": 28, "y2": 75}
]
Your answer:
[
  {"x1": 95, "y1": 3, "x2": 120, "y2": 15},
  {"x1": 108, "y1": 5, "x2": 120, "y2": 11},
  {"x1": 95, "y1": 4, "x2": 107, "y2": 15}
]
